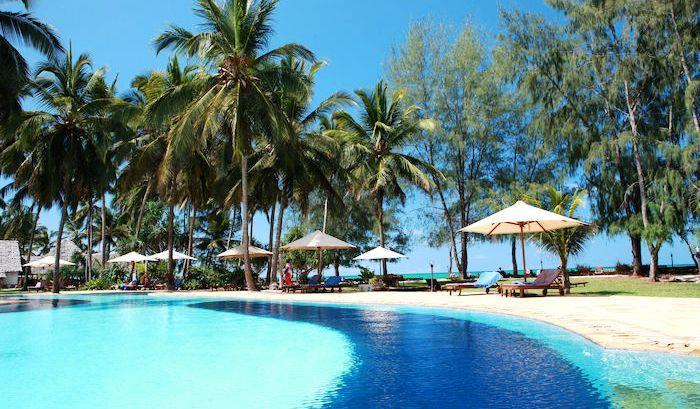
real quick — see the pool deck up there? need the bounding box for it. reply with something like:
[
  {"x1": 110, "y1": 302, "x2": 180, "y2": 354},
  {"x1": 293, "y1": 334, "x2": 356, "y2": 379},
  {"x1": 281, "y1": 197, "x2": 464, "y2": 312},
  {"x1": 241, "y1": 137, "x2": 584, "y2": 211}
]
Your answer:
[{"x1": 8, "y1": 290, "x2": 700, "y2": 355}]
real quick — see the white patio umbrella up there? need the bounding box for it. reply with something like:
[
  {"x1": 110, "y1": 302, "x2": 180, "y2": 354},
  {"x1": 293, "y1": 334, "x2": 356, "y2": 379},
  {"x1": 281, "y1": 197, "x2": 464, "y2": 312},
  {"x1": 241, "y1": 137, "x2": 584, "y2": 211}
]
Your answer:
[
  {"x1": 354, "y1": 246, "x2": 405, "y2": 260},
  {"x1": 217, "y1": 244, "x2": 272, "y2": 259},
  {"x1": 354, "y1": 246, "x2": 406, "y2": 276},
  {"x1": 282, "y1": 230, "x2": 356, "y2": 277},
  {"x1": 107, "y1": 251, "x2": 157, "y2": 277},
  {"x1": 150, "y1": 250, "x2": 197, "y2": 261},
  {"x1": 107, "y1": 251, "x2": 155, "y2": 263},
  {"x1": 23, "y1": 255, "x2": 76, "y2": 268},
  {"x1": 458, "y1": 200, "x2": 587, "y2": 281}
]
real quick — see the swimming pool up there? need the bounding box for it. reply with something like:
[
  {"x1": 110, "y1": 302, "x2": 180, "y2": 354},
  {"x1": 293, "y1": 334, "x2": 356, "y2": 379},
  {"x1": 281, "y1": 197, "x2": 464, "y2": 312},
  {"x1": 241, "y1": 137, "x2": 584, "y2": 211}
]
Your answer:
[{"x1": 1, "y1": 295, "x2": 698, "y2": 408}]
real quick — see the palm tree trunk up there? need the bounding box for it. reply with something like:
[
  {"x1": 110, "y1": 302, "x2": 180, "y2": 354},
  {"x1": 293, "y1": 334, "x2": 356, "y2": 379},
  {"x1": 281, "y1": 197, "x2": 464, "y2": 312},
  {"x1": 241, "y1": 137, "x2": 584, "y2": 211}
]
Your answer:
[
  {"x1": 22, "y1": 205, "x2": 41, "y2": 291},
  {"x1": 101, "y1": 192, "x2": 107, "y2": 265},
  {"x1": 376, "y1": 191, "x2": 387, "y2": 275},
  {"x1": 134, "y1": 179, "x2": 151, "y2": 246},
  {"x1": 226, "y1": 209, "x2": 235, "y2": 248},
  {"x1": 166, "y1": 202, "x2": 175, "y2": 290},
  {"x1": 560, "y1": 256, "x2": 570, "y2": 294},
  {"x1": 87, "y1": 198, "x2": 93, "y2": 281},
  {"x1": 185, "y1": 207, "x2": 196, "y2": 278},
  {"x1": 271, "y1": 194, "x2": 286, "y2": 286},
  {"x1": 241, "y1": 154, "x2": 256, "y2": 291},
  {"x1": 53, "y1": 200, "x2": 68, "y2": 294},
  {"x1": 267, "y1": 204, "x2": 275, "y2": 284}
]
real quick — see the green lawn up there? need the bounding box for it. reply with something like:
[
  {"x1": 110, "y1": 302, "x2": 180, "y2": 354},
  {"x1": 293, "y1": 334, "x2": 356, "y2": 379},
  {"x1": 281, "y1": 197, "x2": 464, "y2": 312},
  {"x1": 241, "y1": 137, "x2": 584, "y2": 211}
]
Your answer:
[{"x1": 568, "y1": 277, "x2": 700, "y2": 298}]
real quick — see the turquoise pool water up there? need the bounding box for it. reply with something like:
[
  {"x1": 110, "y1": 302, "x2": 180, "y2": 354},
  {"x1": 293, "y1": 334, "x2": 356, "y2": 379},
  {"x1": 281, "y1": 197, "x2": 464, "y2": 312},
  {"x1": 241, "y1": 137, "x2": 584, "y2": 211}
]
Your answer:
[{"x1": 0, "y1": 295, "x2": 698, "y2": 408}]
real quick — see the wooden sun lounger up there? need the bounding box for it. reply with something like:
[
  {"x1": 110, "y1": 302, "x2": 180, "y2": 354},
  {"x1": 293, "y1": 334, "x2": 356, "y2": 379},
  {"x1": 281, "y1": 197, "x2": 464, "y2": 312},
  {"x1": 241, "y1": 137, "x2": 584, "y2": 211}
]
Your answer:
[
  {"x1": 444, "y1": 283, "x2": 499, "y2": 295},
  {"x1": 500, "y1": 269, "x2": 565, "y2": 298}
]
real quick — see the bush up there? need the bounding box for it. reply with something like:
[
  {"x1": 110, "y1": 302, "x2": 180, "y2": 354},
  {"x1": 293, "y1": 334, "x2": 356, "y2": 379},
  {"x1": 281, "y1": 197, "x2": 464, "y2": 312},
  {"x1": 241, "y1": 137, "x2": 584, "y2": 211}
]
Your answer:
[
  {"x1": 182, "y1": 279, "x2": 202, "y2": 290},
  {"x1": 576, "y1": 265, "x2": 592, "y2": 275},
  {"x1": 368, "y1": 277, "x2": 386, "y2": 291},
  {"x1": 358, "y1": 266, "x2": 375, "y2": 283},
  {"x1": 380, "y1": 274, "x2": 403, "y2": 287},
  {"x1": 85, "y1": 277, "x2": 113, "y2": 290},
  {"x1": 615, "y1": 263, "x2": 632, "y2": 274}
]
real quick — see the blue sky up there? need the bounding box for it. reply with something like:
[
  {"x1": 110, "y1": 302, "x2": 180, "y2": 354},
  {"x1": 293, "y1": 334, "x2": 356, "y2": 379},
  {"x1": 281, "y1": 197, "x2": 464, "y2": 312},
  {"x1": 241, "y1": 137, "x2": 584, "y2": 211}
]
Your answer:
[{"x1": 9, "y1": 0, "x2": 696, "y2": 273}]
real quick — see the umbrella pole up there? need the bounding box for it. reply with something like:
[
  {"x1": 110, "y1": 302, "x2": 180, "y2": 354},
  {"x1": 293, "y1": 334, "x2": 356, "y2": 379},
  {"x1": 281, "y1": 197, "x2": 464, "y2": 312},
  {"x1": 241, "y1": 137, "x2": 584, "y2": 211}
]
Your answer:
[
  {"x1": 317, "y1": 248, "x2": 322, "y2": 278},
  {"x1": 520, "y1": 224, "x2": 527, "y2": 282}
]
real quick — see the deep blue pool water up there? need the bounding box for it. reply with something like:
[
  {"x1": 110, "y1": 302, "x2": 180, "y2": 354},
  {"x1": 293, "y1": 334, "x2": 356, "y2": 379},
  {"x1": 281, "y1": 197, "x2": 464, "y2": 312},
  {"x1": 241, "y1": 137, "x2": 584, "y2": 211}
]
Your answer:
[{"x1": 1, "y1": 295, "x2": 699, "y2": 408}]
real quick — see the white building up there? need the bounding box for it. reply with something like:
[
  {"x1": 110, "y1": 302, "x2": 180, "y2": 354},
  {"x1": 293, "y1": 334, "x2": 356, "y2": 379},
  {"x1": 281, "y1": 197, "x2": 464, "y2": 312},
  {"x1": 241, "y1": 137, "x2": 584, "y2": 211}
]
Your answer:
[{"x1": 0, "y1": 240, "x2": 22, "y2": 288}]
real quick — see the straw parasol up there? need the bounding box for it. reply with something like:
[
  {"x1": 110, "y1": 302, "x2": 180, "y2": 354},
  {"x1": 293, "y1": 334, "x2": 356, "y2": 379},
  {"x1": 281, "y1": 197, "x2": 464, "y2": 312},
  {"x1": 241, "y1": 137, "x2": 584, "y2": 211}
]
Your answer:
[
  {"x1": 150, "y1": 250, "x2": 197, "y2": 261},
  {"x1": 217, "y1": 244, "x2": 272, "y2": 259},
  {"x1": 282, "y1": 230, "x2": 356, "y2": 277},
  {"x1": 458, "y1": 200, "x2": 587, "y2": 281}
]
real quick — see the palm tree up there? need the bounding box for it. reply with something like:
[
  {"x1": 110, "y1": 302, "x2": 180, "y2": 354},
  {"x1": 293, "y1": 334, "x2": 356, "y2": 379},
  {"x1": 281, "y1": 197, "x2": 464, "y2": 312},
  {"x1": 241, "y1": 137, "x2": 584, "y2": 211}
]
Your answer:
[
  {"x1": 151, "y1": 0, "x2": 315, "y2": 291},
  {"x1": 333, "y1": 81, "x2": 436, "y2": 275},
  {"x1": 527, "y1": 188, "x2": 593, "y2": 293},
  {"x1": 254, "y1": 57, "x2": 350, "y2": 284},
  {"x1": 0, "y1": 0, "x2": 63, "y2": 120},
  {"x1": 119, "y1": 57, "x2": 203, "y2": 288},
  {"x1": 3, "y1": 48, "x2": 112, "y2": 293}
]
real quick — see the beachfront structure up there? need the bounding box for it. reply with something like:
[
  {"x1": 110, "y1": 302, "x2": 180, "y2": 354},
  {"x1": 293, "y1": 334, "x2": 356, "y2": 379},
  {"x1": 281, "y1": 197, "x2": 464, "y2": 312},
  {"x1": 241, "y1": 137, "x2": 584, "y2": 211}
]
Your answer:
[
  {"x1": 45, "y1": 239, "x2": 82, "y2": 263},
  {"x1": 0, "y1": 240, "x2": 22, "y2": 288}
]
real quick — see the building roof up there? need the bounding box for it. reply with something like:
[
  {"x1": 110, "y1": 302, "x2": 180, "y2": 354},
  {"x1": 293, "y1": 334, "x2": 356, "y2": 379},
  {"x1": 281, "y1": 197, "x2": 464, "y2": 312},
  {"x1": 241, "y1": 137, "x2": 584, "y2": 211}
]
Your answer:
[
  {"x1": 0, "y1": 240, "x2": 22, "y2": 273},
  {"x1": 45, "y1": 239, "x2": 82, "y2": 261}
]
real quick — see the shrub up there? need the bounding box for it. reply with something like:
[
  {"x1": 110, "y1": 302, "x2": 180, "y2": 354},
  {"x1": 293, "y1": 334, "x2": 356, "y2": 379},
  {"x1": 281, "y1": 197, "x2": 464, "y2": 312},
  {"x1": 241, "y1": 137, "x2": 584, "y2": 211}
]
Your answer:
[
  {"x1": 85, "y1": 277, "x2": 113, "y2": 290},
  {"x1": 380, "y1": 274, "x2": 403, "y2": 287},
  {"x1": 358, "y1": 267, "x2": 375, "y2": 283},
  {"x1": 576, "y1": 265, "x2": 592, "y2": 275},
  {"x1": 182, "y1": 279, "x2": 202, "y2": 290},
  {"x1": 615, "y1": 263, "x2": 632, "y2": 274},
  {"x1": 368, "y1": 277, "x2": 386, "y2": 291}
]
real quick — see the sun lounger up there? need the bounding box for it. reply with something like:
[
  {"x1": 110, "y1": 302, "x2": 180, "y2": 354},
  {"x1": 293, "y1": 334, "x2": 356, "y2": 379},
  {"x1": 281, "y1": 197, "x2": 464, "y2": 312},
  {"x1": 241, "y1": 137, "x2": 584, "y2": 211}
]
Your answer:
[
  {"x1": 500, "y1": 269, "x2": 565, "y2": 297},
  {"x1": 320, "y1": 276, "x2": 344, "y2": 292},
  {"x1": 443, "y1": 271, "x2": 503, "y2": 295},
  {"x1": 298, "y1": 275, "x2": 324, "y2": 293},
  {"x1": 120, "y1": 281, "x2": 139, "y2": 291},
  {"x1": 31, "y1": 282, "x2": 44, "y2": 292}
]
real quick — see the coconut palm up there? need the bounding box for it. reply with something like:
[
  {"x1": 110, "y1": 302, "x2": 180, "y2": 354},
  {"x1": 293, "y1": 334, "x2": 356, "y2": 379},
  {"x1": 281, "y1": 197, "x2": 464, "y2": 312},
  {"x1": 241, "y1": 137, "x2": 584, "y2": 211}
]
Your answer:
[
  {"x1": 0, "y1": 0, "x2": 63, "y2": 120},
  {"x1": 151, "y1": 0, "x2": 315, "y2": 291},
  {"x1": 2, "y1": 48, "x2": 112, "y2": 292},
  {"x1": 118, "y1": 57, "x2": 202, "y2": 288},
  {"x1": 333, "y1": 81, "x2": 436, "y2": 275},
  {"x1": 527, "y1": 188, "x2": 594, "y2": 293},
  {"x1": 254, "y1": 57, "x2": 351, "y2": 284}
]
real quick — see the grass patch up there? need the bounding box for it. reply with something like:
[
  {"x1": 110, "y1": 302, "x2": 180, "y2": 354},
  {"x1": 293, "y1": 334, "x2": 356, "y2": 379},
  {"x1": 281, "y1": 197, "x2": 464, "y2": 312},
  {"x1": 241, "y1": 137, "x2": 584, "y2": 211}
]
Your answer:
[{"x1": 568, "y1": 277, "x2": 700, "y2": 298}]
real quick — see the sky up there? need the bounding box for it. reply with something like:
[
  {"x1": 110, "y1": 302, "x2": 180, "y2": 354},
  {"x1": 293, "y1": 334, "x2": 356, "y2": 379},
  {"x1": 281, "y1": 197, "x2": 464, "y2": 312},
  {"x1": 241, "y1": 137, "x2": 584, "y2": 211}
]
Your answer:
[{"x1": 7, "y1": 0, "x2": 697, "y2": 274}]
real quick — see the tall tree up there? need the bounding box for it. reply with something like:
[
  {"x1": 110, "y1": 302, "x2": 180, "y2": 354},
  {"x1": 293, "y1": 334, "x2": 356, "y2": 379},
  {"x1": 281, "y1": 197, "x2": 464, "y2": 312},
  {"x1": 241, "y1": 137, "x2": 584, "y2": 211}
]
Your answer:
[
  {"x1": 334, "y1": 81, "x2": 435, "y2": 275},
  {"x1": 0, "y1": 0, "x2": 63, "y2": 120},
  {"x1": 152, "y1": 0, "x2": 315, "y2": 290},
  {"x1": 3, "y1": 48, "x2": 112, "y2": 292}
]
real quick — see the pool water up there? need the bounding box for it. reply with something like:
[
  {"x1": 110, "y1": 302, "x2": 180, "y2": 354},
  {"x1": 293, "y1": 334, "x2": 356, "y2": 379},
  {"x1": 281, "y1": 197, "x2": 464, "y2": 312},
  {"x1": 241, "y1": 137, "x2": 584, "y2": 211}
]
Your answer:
[{"x1": 0, "y1": 295, "x2": 698, "y2": 408}]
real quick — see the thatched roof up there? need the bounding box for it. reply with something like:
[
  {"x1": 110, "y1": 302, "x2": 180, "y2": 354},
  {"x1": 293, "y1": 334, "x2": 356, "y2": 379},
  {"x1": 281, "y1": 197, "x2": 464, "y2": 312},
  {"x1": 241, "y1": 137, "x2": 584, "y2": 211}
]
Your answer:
[
  {"x1": 45, "y1": 239, "x2": 82, "y2": 261},
  {"x1": 0, "y1": 240, "x2": 22, "y2": 273}
]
